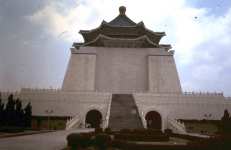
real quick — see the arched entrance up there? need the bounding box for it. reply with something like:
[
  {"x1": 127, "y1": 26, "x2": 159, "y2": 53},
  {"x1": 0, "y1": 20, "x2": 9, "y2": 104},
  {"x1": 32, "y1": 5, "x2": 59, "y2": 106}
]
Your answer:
[
  {"x1": 145, "y1": 111, "x2": 162, "y2": 130},
  {"x1": 85, "y1": 109, "x2": 102, "y2": 128}
]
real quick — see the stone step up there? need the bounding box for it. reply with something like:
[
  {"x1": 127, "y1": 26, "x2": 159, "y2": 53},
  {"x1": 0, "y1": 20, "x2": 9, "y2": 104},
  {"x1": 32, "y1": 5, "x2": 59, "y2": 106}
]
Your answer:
[{"x1": 108, "y1": 94, "x2": 143, "y2": 130}]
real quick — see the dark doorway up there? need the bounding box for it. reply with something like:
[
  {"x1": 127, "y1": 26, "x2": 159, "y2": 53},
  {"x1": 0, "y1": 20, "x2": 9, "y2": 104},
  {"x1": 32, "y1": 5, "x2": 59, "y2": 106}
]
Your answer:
[
  {"x1": 85, "y1": 110, "x2": 102, "y2": 128},
  {"x1": 145, "y1": 111, "x2": 161, "y2": 130}
]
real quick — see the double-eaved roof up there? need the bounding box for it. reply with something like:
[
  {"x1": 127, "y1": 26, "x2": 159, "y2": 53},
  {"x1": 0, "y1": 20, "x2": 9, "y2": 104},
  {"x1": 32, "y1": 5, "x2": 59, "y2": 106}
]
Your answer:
[{"x1": 74, "y1": 6, "x2": 171, "y2": 49}]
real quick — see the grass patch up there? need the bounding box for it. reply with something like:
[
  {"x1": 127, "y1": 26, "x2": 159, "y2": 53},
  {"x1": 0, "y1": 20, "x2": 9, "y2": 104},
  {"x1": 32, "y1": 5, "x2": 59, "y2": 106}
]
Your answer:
[{"x1": 181, "y1": 120, "x2": 219, "y2": 135}]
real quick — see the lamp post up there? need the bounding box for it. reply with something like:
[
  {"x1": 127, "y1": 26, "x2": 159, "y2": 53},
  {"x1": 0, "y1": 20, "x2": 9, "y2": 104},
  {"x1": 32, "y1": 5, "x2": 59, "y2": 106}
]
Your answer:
[{"x1": 45, "y1": 109, "x2": 53, "y2": 130}]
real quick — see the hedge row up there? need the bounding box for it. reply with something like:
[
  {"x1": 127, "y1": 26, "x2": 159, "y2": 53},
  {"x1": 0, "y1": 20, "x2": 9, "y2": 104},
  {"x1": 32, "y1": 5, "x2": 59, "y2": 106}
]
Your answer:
[
  {"x1": 67, "y1": 128, "x2": 170, "y2": 149},
  {"x1": 113, "y1": 128, "x2": 169, "y2": 142},
  {"x1": 111, "y1": 141, "x2": 188, "y2": 150},
  {"x1": 67, "y1": 130, "x2": 231, "y2": 150},
  {"x1": 111, "y1": 137, "x2": 231, "y2": 150},
  {"x1": 114, "y1": 133, "x2": 169, "y2": 142},
  {"x1": 170, "y1": 133, "x2": 208, "y2": 141},
  {"x1": 0, "y1": 127, "x2": 24, "y2": 133},
  {"x1": 67, "y1": 132, "x2": 111, "y2": 150},
  {"x1": 119, "y1": 128, "x2": 164, "y2": 135}
]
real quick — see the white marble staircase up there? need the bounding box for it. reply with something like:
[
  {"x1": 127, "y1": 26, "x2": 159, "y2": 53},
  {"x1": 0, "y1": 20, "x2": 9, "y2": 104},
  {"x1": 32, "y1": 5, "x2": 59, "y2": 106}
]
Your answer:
[
  {"x1": 66, "y1": 115, "x2": 80, "y2": 130},
  {"x1": 108, "y1": 94, "x2": 143, "y2": 130},
  {"x1": 167, "y1": 118, "x2": 187, "y2": 134}
]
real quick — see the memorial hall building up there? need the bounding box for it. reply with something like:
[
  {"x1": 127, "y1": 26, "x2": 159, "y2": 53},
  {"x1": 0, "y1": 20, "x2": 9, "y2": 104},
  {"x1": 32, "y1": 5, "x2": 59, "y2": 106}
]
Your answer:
[{"x1": 1, "y1": 6, "x2": 231, "y2": 133}]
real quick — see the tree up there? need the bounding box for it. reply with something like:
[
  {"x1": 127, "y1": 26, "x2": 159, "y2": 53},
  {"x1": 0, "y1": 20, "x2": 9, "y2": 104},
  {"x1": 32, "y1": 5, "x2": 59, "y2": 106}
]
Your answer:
[
  {"x1": 221, "y1": 109, "x2": 231, "y2": 134},
  {"x1": 222, "y1": 110, "x2": 230, "y2": 121},
  {"x1": 15, "y1": 98, "x2": 23, "y2": 127},
  {"x1": 0, "y1": 93, "x2": 33, "y2": 128},
  {"x1": 0, "y1": 94, "x2": 5, "y2": 126},
  {"x1": 0, "y1": 94, "x2": 33, "y2": 129},
  {"x1": 5, "y1": 94, "x2": 16, "y2": 126},
  {"x1": 24, "y1": 102, "x2": 32, "y2": 128}
]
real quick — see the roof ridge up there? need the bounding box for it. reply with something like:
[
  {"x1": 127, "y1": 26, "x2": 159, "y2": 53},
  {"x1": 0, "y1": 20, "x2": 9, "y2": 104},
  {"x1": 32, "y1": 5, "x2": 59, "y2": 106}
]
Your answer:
[
  {"x1": 107, "y1": 6, "x2": 137, "y2": 27},
  {"x1": 108, "y1": 14, "x2": 137, "y2": 26}
]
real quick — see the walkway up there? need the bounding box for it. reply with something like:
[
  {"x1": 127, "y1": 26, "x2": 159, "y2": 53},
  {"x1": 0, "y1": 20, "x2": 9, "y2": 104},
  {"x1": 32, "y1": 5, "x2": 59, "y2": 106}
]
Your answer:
[{"x1": 0, "y1": 129, "x2": 93, "y2": 150}]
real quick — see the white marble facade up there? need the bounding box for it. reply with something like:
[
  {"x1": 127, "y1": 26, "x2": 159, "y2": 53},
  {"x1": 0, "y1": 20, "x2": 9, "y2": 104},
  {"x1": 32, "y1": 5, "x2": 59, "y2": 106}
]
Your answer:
[{"x1": 2, "y1": 46, "x2": 231, "y2": 130}]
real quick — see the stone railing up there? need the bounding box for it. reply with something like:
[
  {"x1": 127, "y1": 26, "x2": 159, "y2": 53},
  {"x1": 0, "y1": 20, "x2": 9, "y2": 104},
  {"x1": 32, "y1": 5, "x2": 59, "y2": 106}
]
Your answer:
[
  {"x1": 167, "y1": 118, "x2": 186, "y2": 134},
  {"x1": 134, "y1": 91, "x2": 223, "y2": 96},
  {"x1": 183, "y1": 91, "x2": 223, "y2": 96},
  {"x1": 21, "y1": 89, "x2": 113, "y2": 97},
  {"x1": 225, "y1": 97, "x2": 231, "y2": 100},
  {"x1": 105, "y1": 94, "x2": 112, "y2": 128},
  {"x1": 66, "y1": 115, "x2": 81, "y2": 130},
  {"x1": 133, "y1": 96, "x2": 146, "y2": 128},
  {"x1": 21, "y1": 88, "x2": 61, "y2": 93},
  {"x1": 0, "y1": 91, "x2": 21, "y2": 100}
]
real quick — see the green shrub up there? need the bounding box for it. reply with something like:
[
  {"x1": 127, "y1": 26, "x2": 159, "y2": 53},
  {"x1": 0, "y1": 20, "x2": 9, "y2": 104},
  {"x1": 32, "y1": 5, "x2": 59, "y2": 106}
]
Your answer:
[
  {"x1": 132, "y1": 129, "x2": 145, "y2": 134},
  {"x1": 188, "y1": 135, "x2": 231, "y2": 150},
  {"x1": 109, "y1": 128, "x2": 169, "y2": 142},
  {"x1": 164, "y1": 128, "x2": 173, "y2": 135},
  {"x1": 114, "y1": 132, "x2": 169, "y2": 142},
  {"x1": 104, "y1": 127, "x2": 111, "y2": 134},
  {"x1": 95, "y1": 127, "x2": 103, "y2": 134},
  {"x1": 120, "y1": 128, "x2": 131, "y2": 133},
  {"x1": 94, "y1": 133, "x2": 111, "y2": 150},
  {"x1": 171, "y1": 133, "x2": 206, "y2": 141},
  {"x1": 146, "y1": 128, "x2": 163, "y2": 135},
  {"x1": 111, "y1": 139, "x2": 126, "y2": 149},
  {"x1": 66, "y1": 133, "x2": 93, "y2": 149},
  {"x1": 0, "y1": 127, "x2": 24, "y2": 133}
]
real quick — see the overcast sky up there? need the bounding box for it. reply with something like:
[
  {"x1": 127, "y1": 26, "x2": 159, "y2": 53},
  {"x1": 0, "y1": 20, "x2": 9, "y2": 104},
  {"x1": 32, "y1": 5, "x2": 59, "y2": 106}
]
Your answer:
[{"x1": 0, "y1": 0, "x2": 231, "y2": 96}]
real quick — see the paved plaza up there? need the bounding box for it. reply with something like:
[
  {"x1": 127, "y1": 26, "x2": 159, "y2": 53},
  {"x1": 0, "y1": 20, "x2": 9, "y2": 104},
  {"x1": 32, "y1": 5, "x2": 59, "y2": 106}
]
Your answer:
[{"x1": 0, "y1": 129, "x2": 93, "y2": 150}]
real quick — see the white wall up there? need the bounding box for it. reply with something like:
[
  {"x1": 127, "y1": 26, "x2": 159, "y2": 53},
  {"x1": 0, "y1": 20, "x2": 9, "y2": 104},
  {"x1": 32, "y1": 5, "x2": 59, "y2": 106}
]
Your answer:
[
  {"x1": 134, "y1": 92, "x2": 231, "y2": 130},
  {"x1": 19, "y1": 89, "x2": 111, "y2": 127},
  {"x1": 62, "y1": 54, "x2": 96, "y2": 91},
  {"x1": 69, "y1": 47, "x2": 178, "y2": 93},
  {"x1": 15, "y1": 89, "x2": 231, "y2": 130},
  {"x1": 148, "y1": 55, "x2": 182, "y2": 93},
  {"x1": 95, "y1": 47, "x2": 148, "y2": 93}
]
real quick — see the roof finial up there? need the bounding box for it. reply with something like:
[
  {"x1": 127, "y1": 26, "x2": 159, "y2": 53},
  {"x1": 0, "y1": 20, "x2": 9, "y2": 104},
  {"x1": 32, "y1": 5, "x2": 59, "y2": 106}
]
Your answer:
[{"x1": 119, "y1": 6, "x2": 126, "y2": 15}]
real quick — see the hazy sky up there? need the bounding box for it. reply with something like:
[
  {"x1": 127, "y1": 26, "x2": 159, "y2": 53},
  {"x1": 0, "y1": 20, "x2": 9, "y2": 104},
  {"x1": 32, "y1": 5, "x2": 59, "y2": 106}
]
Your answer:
[{"x1": 0, "y1": 0, "x2": 231, "y2": 96}]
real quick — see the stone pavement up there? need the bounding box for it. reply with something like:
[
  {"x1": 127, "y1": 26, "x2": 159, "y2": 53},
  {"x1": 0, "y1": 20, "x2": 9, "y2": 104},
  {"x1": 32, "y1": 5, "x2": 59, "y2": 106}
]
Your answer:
[
  {"x1": 0, "y1": 129, "x2": 94, "y2": 150},
  {"x1": 0, "y1": 130, "x2": 54, "y2": 138}
]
